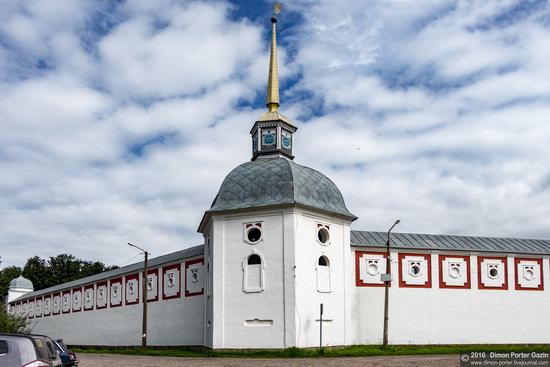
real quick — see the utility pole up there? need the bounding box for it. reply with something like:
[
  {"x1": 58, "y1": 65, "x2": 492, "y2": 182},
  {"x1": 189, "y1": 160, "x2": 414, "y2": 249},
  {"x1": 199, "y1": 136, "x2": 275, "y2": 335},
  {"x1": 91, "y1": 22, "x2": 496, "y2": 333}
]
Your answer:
[
  {"x1": 382, "y1": 219, "x2": 400, "y2": 348},
  {"x1": 128, "y1": 242, "x2": 149, "y2": 348}
]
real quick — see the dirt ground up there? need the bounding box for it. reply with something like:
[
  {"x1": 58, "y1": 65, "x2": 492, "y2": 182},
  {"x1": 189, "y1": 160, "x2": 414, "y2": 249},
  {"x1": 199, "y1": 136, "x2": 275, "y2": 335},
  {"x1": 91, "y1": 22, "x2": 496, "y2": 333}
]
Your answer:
[{"x1": 77, "y1": 353, "x2": 460, "y2": 367}]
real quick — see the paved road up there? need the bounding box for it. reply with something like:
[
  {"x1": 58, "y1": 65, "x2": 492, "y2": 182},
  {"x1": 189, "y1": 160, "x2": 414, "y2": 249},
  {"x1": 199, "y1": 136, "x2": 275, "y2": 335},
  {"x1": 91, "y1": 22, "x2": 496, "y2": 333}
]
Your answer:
[{"x1": 78, "y1": 353, "x2": 460, "y2": 367}]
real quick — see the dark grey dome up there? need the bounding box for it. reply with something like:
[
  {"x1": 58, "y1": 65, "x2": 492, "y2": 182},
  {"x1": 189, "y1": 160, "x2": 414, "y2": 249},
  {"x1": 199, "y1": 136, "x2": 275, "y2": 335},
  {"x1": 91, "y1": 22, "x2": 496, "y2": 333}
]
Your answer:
[
  {"x1": 9, "y1": 275, "x2": 33, "y2": 289},
  {"x1": 209, "y1": 158, "x2": 356, "y2": 220}
]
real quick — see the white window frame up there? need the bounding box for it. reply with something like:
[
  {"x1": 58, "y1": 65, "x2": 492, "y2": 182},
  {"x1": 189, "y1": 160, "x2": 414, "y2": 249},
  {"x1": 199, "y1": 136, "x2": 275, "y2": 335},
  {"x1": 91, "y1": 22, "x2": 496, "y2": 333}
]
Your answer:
[
  {"x1": 243, "y1": 221, "x2": 264, "y2": 245},
  {"x1": 316, "y1": 255, "x2": 331, "y2": 293},
  {"x1": 242, "y1": 251, "x2": 265, "y2": 293}
]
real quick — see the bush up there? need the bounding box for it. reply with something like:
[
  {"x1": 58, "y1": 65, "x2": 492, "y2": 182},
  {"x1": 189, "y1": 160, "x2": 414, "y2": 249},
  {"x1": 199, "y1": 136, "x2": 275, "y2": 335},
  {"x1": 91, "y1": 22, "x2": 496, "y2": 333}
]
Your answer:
[{"x1": 0, "y1": 306, "x2": 28, "y2": 333}]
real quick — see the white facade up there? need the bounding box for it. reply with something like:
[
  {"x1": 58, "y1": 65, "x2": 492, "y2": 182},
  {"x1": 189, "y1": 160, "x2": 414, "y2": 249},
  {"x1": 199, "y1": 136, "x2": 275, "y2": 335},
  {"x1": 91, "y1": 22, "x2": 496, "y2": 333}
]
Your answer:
[
  {"x1": 10, "y1": 203, "x2": 550, "y2": 348},
  {"x1": 202, "y1": 206, "x2": 353, "y2": 349}
]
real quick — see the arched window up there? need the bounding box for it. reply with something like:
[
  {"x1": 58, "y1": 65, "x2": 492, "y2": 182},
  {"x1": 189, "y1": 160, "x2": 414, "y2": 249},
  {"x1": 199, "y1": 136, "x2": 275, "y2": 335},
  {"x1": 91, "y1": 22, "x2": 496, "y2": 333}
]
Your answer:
[
  {"x1": 243, "y1": 253, "x2": 264, "y2": 293},
  {"x1": 316, "y1": 256, "x2": 331, "y2": 293},
  {"x1": 248, "y1": 254, "x2": 261, "y2": 265}
]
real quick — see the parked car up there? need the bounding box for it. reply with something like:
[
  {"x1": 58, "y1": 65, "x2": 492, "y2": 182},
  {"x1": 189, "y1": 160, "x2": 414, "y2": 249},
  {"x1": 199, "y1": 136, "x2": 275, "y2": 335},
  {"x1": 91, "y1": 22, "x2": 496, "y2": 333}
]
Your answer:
[
  {"x1": 52, "y1": 339, "x2": 78, "y2": 367},
  {"x1": 0, "y1": 333, "x2": 62, "y2": 367}
]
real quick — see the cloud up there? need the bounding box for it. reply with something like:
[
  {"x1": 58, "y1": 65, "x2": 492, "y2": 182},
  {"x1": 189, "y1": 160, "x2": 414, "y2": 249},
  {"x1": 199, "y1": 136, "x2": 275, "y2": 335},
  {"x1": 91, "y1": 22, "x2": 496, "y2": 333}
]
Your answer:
[
  {"x1": 287, "y1": 0, "x2": 550, "y2": 239},
  {"x1": 1, "y1": 0, "x2": 550, "y2": 270},
  {"x1": 0, "y1": 0, "x2": 270, "y2": 267}
]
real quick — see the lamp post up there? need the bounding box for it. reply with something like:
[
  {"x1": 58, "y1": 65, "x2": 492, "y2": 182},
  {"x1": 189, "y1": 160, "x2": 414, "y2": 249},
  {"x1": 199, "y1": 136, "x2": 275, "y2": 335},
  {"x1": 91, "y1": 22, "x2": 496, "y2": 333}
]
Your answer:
[
  {"x1": 128, "y1": 242, "x2": 149, "y2": 348},
  {"x1": 382, "y1": 219, "x2": 400, "y2": 348}
]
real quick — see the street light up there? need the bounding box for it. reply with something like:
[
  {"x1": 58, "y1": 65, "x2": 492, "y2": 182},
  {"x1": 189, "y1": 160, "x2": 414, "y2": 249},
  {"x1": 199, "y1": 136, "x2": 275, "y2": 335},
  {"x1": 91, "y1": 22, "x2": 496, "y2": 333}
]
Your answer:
[
  {"x1": 382, "y1": 219, "x2": 400, "y2": 348},
  {"x1": 128, "y1": 242, "x2": 149, "y2": 348}
]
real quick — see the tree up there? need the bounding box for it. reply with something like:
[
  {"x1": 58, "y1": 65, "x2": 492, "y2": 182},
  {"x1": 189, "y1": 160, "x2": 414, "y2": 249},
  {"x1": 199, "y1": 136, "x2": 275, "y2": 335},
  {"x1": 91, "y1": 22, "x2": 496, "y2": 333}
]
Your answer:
[
  {"x1": 2, "y1": 254, "x2": 118, "y2": 296},
  {"x1": 22, "y1": 254, "x2": 118, "y2": 291},
  {"x1": 0, "y1": 306, "x2": 28, "y2": 333},
  {"x1": 47, "y1": 254, "x2": 82, "y2": 286},
  {"x1": 81, "y1": 261, "x2": 118, "y2": 277},
  {"x1": 0, "y1": 266, "x2": 22, "y2": 302},
  {"x1": 21, "y1": 256, "x2": 50, "y2": 291}
]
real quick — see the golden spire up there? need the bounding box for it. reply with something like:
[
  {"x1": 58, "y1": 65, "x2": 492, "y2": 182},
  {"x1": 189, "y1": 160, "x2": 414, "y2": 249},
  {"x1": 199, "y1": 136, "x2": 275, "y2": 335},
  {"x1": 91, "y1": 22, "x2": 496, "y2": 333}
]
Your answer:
[{"x1": 266, "y1": 3, "x2": 282, "y2": 112}]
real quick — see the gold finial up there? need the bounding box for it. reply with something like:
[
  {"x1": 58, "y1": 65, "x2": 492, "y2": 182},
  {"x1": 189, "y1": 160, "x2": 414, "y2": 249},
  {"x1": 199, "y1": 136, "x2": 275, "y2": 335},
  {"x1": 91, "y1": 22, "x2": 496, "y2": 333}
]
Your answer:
[{"x1": 266, "y1": 3, "x2": 282, "y2": 112}]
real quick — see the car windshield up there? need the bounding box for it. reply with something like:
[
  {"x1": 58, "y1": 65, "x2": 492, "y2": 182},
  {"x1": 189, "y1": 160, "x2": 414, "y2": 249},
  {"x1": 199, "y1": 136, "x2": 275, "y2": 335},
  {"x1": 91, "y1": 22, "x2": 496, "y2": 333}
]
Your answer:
[
  {"x1": 55, "y1": 341, "x2": 68, "y2": 353},
  {"x1": 33, "y1": 337, "x2": 58, "y2": 360}
]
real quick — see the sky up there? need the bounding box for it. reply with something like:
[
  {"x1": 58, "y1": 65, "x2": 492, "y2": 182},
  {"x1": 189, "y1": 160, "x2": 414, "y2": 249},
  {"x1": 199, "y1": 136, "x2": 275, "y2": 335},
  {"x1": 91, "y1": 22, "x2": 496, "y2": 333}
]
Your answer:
[{"x1": 1, "y1": 0, "x2": 550, "y2": 268}]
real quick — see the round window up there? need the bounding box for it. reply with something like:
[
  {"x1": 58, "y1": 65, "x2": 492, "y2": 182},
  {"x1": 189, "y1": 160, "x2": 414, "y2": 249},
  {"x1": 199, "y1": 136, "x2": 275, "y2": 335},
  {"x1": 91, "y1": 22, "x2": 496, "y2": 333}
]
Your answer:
[
  {"x1": 247, "y1": 227, "x2": 262, "y2": 243},
  {"x1": 449, "y1": 265, "x2": 461, "y2": 279},
  {"x1": 367, "y1": 262, "x2": 379, "y2": 276},
  {"x1": 524, "y1": 268, "x2": 534, "y2": 281},
  {"x1": 488, "y1": 267, "x2": 499, "y2": 279},
  {"x1": 318, "y1": 227, "x2": 330, "y2": 244},
  {"x1": 410, "y1": 264, "x2": 421, "y2": 277}
]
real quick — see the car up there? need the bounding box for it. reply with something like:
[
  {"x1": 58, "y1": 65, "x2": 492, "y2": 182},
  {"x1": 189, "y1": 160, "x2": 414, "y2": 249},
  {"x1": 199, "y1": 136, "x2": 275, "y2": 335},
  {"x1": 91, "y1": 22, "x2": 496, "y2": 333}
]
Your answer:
[
  {"x1": 52, "y1": 339, "x2": 78, "y2": 367},
  {"x1": 0, "y1": 333, "x2": 62, "y2": 367}
]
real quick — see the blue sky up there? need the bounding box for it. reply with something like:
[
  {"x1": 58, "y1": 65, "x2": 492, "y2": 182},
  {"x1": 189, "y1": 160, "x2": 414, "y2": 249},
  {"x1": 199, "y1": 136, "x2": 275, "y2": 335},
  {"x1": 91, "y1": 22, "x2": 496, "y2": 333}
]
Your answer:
[{"x1": 1, "y1": 0, "x2": 550, "y2": 268}]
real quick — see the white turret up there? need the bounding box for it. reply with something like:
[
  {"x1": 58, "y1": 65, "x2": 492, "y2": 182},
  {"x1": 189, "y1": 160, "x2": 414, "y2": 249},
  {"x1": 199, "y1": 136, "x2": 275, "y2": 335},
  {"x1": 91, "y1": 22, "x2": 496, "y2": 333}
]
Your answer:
[{"x1": 7, "y1": 275, "x2": 34, "y2": 313}]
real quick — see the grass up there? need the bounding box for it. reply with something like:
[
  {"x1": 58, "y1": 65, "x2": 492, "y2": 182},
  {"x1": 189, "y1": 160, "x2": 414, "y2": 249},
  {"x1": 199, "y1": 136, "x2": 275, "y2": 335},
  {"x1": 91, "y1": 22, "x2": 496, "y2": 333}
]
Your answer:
[{"x1": 72, "y1": 344, "x2": 550, "y2": 359}]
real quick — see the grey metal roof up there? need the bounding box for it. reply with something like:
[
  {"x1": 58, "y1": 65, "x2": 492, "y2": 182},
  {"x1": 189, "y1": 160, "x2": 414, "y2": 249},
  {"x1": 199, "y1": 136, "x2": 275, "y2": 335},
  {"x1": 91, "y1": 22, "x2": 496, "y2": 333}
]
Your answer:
[
  {"x1": 351, "y1": 231, "x2": 550, "y2": 255},
  {"x1": 12, "y1": 245, "x2": 204, "y2": 302},
  {"x1": 9, "y1": 275, "x2": 33, "y2": 290},
  {"x1": 208, "y1": 158, "x2": 356, "y2": 220}
]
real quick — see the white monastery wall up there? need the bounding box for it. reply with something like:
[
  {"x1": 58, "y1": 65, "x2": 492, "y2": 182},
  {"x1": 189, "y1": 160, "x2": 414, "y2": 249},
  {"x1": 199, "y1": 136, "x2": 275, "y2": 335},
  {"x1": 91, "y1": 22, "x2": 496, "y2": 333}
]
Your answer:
[
  {"x1": 11, "y1": 256, "x2": 205, "y2": 346},
  {"x1": 352, "y1": 248, "x2": 550, "y2": 345}
]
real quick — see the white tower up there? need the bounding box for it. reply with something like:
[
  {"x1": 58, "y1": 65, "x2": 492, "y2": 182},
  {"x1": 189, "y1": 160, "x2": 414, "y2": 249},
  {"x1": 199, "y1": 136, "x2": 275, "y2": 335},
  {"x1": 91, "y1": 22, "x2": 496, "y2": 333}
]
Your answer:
[
  {"x1": 198, "y1": 7, "x2": 356, "y2": 349},
  {"x1": 7, "y1": 275, "x2": 34, "y2": 313}
]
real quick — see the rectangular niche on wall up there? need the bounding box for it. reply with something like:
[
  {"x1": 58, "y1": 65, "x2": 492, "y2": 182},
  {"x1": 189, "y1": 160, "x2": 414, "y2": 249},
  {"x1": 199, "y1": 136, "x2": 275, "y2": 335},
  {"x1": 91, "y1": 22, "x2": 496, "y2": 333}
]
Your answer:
[
  {"x1": 72, "y1": 287, "x2": 82, "y2": 312},
  {"x1": 21, "y1": 302, "x2": 28, "y2": 318},
  {"x1": 355, "y1": 251, "x2": 387, "y2": 287},
  {"x1": 147, "y1": 269, "x2": 159, "y2": 302},
  {"x1": 515, "y1": 258, "x2": 544, "y2": 291},
  {"x1": 110, "y1": 278, "x2": 123, "y2": 307},
  {"x1": 96, "y1": 281, "x2": 108, "y2": 309},
  {"x1": 28, "y1": 300, "x2": 35, "y2": 319},
  {"x1": 35, "y1": 297, "x2": 43, "y2": 318},
  {"x1": 52, "y1": 293, "x2": 61, "y2": 315},
  {"x1": 62, "y1": 291, "x2": 72, "y2": 314},
  {"x1": 83, "y1": 285, "x2": 94, "y2": 311},
  {"x1": 398, "y1": 253, "x2": 432, "y2": 288},
  {"x1": 439, "y1": 255, "x2": 470, "y2": 289},
  {"x1": 162, "y1": 264, "x2": 181, "y2": 300},
  {"x1": 478, "y1": 256, "x2": 508, "y2": 290},
  {"x1": 185, "y1": 259, "x2": 204, "y2": 297},
  {"x1": 43, "y1": 296, "x2": 51, "y2": 316},
  {"x1": 125, "y1": 274, "x2": 140, "y2": 305}
]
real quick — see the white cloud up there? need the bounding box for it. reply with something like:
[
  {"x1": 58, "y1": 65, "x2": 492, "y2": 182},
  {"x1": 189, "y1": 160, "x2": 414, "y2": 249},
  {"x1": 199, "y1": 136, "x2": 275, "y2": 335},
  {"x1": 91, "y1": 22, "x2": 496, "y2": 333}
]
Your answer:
[{"x1": 1, "y1": 0, "x2": 550, "y2": 271}]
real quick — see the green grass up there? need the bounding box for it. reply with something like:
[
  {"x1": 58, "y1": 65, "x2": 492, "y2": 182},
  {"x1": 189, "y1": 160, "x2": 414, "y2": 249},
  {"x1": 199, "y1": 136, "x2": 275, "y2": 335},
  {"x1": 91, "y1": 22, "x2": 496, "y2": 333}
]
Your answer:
[{"x1": 72, "y1": 344, "x2": 550, "y2": 359}]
